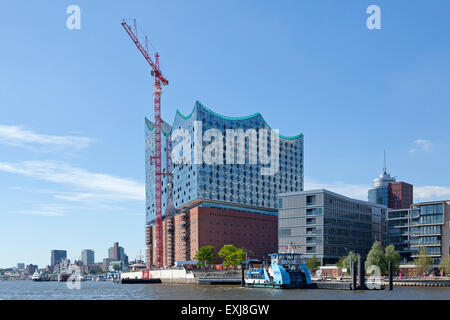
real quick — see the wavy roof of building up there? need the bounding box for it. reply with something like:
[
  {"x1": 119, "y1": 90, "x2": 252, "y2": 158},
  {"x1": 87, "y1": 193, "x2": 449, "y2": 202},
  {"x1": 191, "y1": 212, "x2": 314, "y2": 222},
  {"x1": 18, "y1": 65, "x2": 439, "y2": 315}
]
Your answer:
[{"x1": 145, "y1": 100, "x2": 303, "y2": 140}]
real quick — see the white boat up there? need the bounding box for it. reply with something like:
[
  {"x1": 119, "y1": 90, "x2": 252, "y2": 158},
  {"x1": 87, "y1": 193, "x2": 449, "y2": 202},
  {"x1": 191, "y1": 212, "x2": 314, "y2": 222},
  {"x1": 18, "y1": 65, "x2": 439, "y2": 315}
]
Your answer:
[
  {"x1": 32, "y1": 271, "x2": 51, "y2": 281},
  {"x1": 31, "y1": 271, "x2": 40, "y2": 281}
]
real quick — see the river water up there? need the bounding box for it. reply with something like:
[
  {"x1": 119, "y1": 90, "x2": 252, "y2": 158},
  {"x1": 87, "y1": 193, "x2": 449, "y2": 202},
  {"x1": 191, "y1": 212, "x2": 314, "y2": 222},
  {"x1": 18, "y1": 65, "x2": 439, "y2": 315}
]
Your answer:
[{"x1": 0, "y1": 280, "x2": 449, "y2": 300}]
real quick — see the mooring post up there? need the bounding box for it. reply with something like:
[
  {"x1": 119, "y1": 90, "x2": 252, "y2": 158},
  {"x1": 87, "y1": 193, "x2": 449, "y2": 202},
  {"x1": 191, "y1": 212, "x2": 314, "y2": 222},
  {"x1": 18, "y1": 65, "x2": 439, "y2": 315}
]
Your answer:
[
  {"x1": 241, "y1": 263, "x2": 245, "y2": 287},
  {"x1": 358, "y1": 256, "x2": 366, "y2": 290},
  {"x1": 352, "y1": 261, "x2": 357, "y2": 290},
  {"x1": 388, "y1": 261, "x2": 393, "y2": 291}
]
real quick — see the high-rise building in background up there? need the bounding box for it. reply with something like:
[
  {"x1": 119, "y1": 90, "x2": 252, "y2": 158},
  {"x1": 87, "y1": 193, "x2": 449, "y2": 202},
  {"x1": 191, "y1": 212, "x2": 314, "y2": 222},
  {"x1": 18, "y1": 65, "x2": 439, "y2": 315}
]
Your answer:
[
  {"x1": 368, "y1": 167, "x2": 396, "y2": 208},
  {"x1": 114, "y1": 242, "x2": 119, "y2": 261},
  {"x1": 368, "y1": 152, "x2": 413, "y2": 209},
  {"x1": 145, "y1": 101, "x2": 304, "y2": 267},
  {"x1": 24, "y1": 264, "x2": 38, "y2": 275},
  {"x1": 108, "y1": 242, "x2": 128, "y2": 266},
  {"x1": 81, "y1": 249, "x2": 95, "y2": 266},
  {"x1": 16, "y1": 263, "x2": 25, "y2": 270},
  {"x1": 278, "y1": 189, "x2": 387, "y2": 265},
  {"x1": 50, "y1": 250, "x2": 67, "y2": 266},
  {"x1": 388, "y1": 181, "x2": 413, "y2": 209}
]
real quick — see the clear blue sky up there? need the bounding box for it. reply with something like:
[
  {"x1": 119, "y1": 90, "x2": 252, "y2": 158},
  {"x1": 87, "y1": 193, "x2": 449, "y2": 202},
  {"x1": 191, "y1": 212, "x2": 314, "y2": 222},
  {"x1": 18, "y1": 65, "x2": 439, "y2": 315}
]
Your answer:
[{"x1": 1, "y1": 0, "x2": 449, "y2": 268}]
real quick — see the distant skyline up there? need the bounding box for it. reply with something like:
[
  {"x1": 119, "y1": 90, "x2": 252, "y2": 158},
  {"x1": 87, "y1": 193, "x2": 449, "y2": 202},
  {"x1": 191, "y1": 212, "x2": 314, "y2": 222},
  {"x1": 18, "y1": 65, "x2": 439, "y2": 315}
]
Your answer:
[{"x1": 1, "y1": 1, "x2": 450, "y2": 268}]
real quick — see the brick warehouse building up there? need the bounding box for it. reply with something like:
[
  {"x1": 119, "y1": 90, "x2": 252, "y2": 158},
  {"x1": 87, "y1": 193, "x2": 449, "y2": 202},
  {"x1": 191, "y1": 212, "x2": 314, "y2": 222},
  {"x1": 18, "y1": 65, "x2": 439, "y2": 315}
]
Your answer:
[
  {"x1": 147, "y1": 205, "x2": 278, "y2": 265},
  {"x1": 145, "y1": 101, "x2": 304, "y2": 268}
]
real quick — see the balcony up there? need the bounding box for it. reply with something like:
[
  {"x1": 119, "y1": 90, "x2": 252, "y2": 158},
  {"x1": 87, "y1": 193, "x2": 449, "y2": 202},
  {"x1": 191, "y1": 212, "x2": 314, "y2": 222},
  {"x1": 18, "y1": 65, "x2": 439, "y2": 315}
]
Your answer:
[{"x1": 306, "y1": 195, "x2": 316, "y2": 206}]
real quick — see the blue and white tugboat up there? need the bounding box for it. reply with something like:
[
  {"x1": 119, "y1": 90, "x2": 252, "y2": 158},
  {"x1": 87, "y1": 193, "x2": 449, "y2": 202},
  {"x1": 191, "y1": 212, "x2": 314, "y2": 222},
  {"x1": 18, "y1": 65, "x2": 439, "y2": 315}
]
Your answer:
[{"x1": 245, "y1": 253, "x2": 313, "y2": 289}]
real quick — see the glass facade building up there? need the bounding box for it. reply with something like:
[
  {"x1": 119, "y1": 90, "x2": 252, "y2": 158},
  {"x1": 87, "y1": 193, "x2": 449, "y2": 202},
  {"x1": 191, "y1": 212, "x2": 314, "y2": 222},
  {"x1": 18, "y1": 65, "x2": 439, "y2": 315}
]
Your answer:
[
  {"x1": 410, "y1": 201, "x2": 449, "y2": 265},
  {"x1": 386, "y1": 209, "x2": 412, "y2": 262},
  {"x1": 145, "y1": 101, "x2": 304, "y2": 224},
  {"x1": 368, "y1": 169, "x2": 413, "y2": 209},
  {"x1": 368, "y1": 187, "x2": 389, "y2": 207},
  {"x1": 81, "y1": 249, "x2": 95, "y2": 266},
  {"x1": 368, "y1": 171, "x2": 396, "y2": 207},
  {"x1": 278, "y1": 189, "x2": 387, "y2": 265},
  {"x1": 50, "y1": 250, "x2": 67, "y2": 267},
  {"x1": 386, "y1": 201, "x2": 450, "y2": 265}
]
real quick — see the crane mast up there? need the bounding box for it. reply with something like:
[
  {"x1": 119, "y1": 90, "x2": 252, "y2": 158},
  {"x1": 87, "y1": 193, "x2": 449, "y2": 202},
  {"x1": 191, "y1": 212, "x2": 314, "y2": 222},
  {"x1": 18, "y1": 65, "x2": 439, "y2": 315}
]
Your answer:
[{"x1": 121, "y1": 19, "x2": 168, "y2": 269}]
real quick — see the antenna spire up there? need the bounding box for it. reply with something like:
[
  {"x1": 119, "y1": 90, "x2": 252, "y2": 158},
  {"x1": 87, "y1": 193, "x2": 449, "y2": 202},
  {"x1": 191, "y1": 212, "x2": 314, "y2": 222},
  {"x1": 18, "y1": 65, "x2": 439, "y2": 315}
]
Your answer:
[{"x1": 383, "y1": 149, "x2": 387, "y2": 174}]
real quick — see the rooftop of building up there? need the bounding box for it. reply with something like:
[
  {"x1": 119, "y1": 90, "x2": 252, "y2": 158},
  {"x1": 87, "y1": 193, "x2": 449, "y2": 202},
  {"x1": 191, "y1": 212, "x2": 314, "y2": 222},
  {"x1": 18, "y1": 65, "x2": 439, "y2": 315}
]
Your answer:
[
  {"x1": 145, "y1": 100, "x2": 303, "y2": 140},
  {"x1": 279, "y1": 189, "x2": 388, "y2": 209},
  {"x1": 387, "y1": 208, "x2": 411, "y2": 212},
  {"x1": 411, "y1": 200, "x2": 450, "y2": 206}
]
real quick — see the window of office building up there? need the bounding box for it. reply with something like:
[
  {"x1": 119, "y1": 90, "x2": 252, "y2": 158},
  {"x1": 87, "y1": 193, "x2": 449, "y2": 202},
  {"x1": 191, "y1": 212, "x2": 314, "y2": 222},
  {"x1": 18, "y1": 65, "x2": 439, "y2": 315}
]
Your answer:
[
  {"x1": 306, "y1": 208, "x2": 322, "y2": 216},
  {"x1": 306, "y1": 246, "x2": 316, "y2": 253},
  {"x1": 306, "y1": 195, "x2": 316, "y2": 206},
  {"x1": 306, "y1": 237, "x2": 316, "y2": 244},
  {"x1": 279, "y1": 228, "x2": 292, "y2": 237}
]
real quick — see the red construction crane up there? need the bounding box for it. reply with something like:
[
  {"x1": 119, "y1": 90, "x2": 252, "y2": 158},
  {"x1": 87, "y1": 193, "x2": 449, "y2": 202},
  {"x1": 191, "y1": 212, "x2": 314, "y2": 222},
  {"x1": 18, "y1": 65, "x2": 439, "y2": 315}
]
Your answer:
[{"x1": 121, "y1": 18, "x2": 168, "y2": 269}]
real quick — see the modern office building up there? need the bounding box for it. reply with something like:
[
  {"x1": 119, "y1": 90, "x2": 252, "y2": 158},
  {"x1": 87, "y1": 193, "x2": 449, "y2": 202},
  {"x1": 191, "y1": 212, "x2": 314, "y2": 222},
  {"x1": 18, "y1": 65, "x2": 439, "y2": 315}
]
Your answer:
[
  {"x1": 278, "y1": 189, "x2": 387, "y2": 265},
  {"x1": 16, "y1": 263, "x2": 25, "y2": 270},
  {"x1": 368, "y1": 154, "x2": 413, "y2": 209},
  {"x1": 386, "y1": 208, "x2": 412, "y2": 262},
  {"x1": 50, "y1": 250, "x2": 67, "y2": 267},
  {"x1": 145, "y1": 101, "x2": 304, "y2": 267},
  {"x1": 410, "y1": 201, "x2": 450, "y2": 265},
  {"x1": 108, "y1": 242, "x2": 120, "y2": 260},
  {"x1": 368, "y1": 171, "x2": 395, "y2": 208},
  {"x1": 386, "y1": 200, "x2": 450, "y2": 265},
  {"x1": 389, "y1": 182, "x2": 414, "y2": 209},
  {"x1": 81, "y1": 249, "x2": 95, "y2": 266}
]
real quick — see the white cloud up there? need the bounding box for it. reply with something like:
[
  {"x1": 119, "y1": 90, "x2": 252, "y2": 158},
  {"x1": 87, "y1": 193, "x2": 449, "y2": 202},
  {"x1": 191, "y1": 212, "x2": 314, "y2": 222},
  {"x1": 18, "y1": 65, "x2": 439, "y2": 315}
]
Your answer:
[
  {"x1": 414, "y1": 186, "x2": 450, "y2": 202},
  {"x1": 304, "y1": 177, "x2": 370, "y2": 201},
  {"x1": 12, "y1": 203, "x2": 67, "y2": 217},
  {"x1": 0, "y1": 161, "x2": 145, "y2": 202},
  {"x1": 410, "y1": 139, "x2": 432, "y2": 153},
  {"x1": 14, "y1": 210, "x2": 65, "y2": 217},
  {"x1": 0, "y1": 125, "x2": 96, "y2": 151},
  {"x1": 305, "y1": 177, "x2": 450, "y2": 203}
]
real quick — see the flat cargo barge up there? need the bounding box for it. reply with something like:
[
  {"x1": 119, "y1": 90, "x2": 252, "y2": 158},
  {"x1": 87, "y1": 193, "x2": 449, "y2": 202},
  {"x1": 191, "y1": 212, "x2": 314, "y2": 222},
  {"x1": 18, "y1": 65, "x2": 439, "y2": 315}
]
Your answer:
[{"x1": 121, "y1": 278, "x2": 162, "y2": 284}]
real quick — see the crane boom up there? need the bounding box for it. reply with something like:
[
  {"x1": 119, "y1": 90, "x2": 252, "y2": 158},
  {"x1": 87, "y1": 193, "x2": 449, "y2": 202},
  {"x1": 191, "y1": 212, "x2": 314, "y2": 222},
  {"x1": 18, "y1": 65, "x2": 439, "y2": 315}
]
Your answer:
[
  {"x1": 121, "y1": 19, "x2": 169, "y2": 85},
  {"x1": 121, "y1": 18, "x2": 168, "y2": 269}
]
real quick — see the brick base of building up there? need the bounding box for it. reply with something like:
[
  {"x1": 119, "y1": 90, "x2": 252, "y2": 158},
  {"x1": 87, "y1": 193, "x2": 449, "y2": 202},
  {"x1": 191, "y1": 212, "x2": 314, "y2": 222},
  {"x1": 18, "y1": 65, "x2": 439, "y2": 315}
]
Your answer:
[{"x1": 146, "y1": 205, "x2": 278, "y2": 268}]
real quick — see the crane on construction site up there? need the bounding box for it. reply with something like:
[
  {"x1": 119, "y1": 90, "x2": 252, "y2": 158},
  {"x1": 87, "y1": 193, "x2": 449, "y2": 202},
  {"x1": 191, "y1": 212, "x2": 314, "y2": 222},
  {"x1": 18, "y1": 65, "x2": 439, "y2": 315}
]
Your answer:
[{"x1": 121, "y1": 18, "x2": 168, "y2": 269}]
